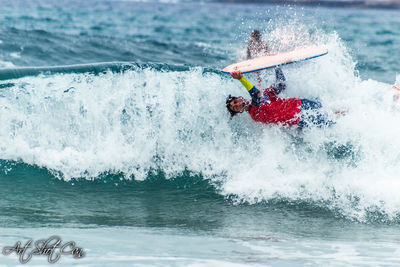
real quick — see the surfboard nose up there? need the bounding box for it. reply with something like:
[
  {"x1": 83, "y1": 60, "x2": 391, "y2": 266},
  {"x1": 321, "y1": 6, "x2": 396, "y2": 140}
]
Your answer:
[{"x1": 221, "y1": 47, "x2": 328, "y2": 74}]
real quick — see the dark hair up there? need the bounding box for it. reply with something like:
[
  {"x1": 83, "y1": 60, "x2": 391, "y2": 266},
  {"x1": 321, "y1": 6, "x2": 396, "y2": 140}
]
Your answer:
[
  {"x1": 226, "y1": 94, "x2": 239, "y2": 118},
  {"x1": 251, "y1": 30, "x2": 261, "y2": 40}
]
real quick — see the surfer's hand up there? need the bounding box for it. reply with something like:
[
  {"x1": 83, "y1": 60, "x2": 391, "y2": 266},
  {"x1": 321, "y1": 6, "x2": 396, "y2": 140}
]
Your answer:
[{"x1": 230, "y1": 70, "x2": 243, "y2": 80}]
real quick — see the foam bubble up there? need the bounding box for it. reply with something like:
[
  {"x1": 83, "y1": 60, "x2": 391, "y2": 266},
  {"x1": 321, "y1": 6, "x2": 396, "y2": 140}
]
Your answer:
[{"x1": 0, "y1": 60, "x2": 15, "y2": 68}]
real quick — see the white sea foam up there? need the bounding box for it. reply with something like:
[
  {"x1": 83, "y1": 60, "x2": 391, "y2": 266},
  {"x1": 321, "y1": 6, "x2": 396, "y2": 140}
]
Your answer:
[
  {"x1": 0, "y1": 27, "x2": 399, "y2": 221},
  {"x1": 0, "y1": 60, "x2": 15, "y2": 68},
  {"x1": 10, "y1": 52, "x2": 21, "y2": 59}
]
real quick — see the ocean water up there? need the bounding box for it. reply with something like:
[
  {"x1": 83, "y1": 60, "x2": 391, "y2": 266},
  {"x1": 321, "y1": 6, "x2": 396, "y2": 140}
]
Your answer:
[{"x1": 1, "y1": 0, "x2": 400, "y2": 265}]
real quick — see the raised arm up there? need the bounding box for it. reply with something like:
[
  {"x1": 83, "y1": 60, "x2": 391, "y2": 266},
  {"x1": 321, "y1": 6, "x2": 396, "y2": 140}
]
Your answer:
[{"x1": 230, "y1": 70, "x2": 262, "y2": 107}]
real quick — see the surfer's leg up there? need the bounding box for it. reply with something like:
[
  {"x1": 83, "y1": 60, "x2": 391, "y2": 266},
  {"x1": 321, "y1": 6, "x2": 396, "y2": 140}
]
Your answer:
[
  {"x1": 300, "y1": 99, "x2": 322, "y2": 110},
  {"x1": 275, "y1": 67, "x2": 286, "y2": 83},
  {"x1": 299, "y1": 99, "x2": 334, "y2": 128}
]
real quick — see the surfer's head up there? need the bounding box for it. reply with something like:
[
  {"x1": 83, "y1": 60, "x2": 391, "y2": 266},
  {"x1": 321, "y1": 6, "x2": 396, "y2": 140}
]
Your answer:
[
  {"x1": 226, "y1": 95, "x2": 248, "y2": 117},
  {"x1": 250, "y1": 30, "x2": 261, "y2": 41}
]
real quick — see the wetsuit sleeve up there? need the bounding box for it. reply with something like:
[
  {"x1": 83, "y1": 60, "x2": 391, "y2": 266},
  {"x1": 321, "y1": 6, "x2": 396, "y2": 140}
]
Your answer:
[
  {"x1": 273, "y1": 83, "x2": 286, "y2": 95},
  {"x1": 272, "y1": 68, "x2": 286, "y2": 95},
  {"x1": 239, "y1": 77, "x2": 262, "y2": 107}
]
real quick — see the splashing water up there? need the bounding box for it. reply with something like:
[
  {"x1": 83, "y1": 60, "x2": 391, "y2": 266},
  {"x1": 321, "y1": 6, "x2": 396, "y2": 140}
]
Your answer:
[{"x1": 1, "y1": 24, "x2": 400, "y2": 222}]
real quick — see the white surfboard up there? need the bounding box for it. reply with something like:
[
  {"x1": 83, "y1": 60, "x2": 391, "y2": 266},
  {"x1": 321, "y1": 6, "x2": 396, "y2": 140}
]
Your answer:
[{"x1": 222, "y1": 47, "x2": 328, "y2": 74}]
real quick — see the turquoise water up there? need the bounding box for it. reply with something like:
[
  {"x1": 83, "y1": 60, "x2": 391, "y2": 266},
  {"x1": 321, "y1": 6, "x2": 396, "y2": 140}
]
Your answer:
[{"x1": 1, "y1": 0, "x2": 400, "y2": 265}]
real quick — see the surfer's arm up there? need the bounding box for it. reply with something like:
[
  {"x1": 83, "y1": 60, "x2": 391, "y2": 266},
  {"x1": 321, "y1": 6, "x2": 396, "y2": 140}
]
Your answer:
[
  {"x1": 272, "y1": 68, "x2": 286, "y2": 95},
  {"x1": 230, "y1": 71, "x2": 262, "y2": 106},
  {"x1": 239, "y1": 77, "x2": 262, "y2": 107},
  {"x1": 264, "y1": 87, "x2": 278, "y2": 102}
]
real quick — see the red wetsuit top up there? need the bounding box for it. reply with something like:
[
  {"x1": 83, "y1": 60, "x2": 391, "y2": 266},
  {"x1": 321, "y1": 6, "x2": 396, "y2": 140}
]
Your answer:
[{"x1": 247, "y1": 85, "x2": 302, "y2": 126}]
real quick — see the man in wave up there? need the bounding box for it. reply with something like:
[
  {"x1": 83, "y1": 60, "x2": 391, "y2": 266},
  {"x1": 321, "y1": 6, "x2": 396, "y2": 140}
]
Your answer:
[
  {"x1": 226, "y1": 69, "x2": 333, "y2": 128},
  {"x1": 247, "y1": 29, "x2": 271, "y2": 88},
  {"x1": 247, "y1": 30, "x2": 270, "y2": 59}
]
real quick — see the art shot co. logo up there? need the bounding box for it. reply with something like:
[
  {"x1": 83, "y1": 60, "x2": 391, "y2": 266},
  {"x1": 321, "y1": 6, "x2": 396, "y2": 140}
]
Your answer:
[{"x1": 2, "y1": 235, "x2": 85, "y2": 264}]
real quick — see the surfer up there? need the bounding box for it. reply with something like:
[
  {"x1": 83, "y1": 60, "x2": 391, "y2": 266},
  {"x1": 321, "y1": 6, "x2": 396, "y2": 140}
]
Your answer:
[
  {"x1": 247, "y1": 30, "x2": 270, "y2": 59},
  {"x1": 246, "y1": 29, "x2": 271, "y2": 88},
  {"x1": 226, "y1": 69, "x2": 333, "y2": 128}
]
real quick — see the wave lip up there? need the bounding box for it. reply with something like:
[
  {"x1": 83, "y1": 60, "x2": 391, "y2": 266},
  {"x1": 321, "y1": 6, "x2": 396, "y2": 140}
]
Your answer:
[
  {"x1": 0, "y1": 61, "x2": 198, "y2": 81},
  {"x1": 1, "y1": 20, "x2": 400, "y2": 226}
]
